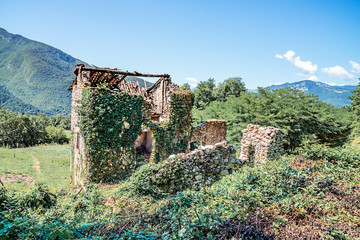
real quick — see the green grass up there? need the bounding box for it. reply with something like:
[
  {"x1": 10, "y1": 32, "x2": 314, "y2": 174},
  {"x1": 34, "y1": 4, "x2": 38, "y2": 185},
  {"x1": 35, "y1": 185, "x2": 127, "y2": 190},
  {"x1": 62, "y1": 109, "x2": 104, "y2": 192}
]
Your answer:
[{"x1": 0, "y1": 144, "x2": 71, "y2": 191}]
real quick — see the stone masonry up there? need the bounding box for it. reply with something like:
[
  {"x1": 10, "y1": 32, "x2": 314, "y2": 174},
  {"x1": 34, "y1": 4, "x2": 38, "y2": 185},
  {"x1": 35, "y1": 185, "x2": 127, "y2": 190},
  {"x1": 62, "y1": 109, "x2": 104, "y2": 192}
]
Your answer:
[
  {"x1": 191, "y1": 119, "x2": 227, "y2": 145},
  {"x1": 239, "y1": 124, "x2": 283, "y2": 164}
]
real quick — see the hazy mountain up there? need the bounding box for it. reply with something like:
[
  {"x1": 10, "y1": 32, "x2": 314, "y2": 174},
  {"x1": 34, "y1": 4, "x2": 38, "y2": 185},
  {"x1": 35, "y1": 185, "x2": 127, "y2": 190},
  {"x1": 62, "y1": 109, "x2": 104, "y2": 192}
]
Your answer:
[
  {"x1": 0, "y1": 27, "x2": 153, "y2": 115},
  {"x1": 267, "y1": 80, "x2": 356, "y2": 107}
]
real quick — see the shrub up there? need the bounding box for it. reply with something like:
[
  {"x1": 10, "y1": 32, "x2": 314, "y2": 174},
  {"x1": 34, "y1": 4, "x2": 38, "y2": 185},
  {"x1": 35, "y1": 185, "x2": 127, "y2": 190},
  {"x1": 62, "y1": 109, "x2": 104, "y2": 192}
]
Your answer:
[
  {"x1": 19, "y1": 183, "x2": 56, "y2": 210},
  {"x1": 45, "y1": 125, "x2": 69, "y2": 144}
]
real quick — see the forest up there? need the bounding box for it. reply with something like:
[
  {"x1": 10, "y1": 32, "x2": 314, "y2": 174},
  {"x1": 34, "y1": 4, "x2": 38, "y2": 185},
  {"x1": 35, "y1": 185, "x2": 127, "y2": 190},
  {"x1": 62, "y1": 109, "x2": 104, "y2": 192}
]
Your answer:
[{"x1": 0, "y1": 78, "x2": 360, "y2": 239}]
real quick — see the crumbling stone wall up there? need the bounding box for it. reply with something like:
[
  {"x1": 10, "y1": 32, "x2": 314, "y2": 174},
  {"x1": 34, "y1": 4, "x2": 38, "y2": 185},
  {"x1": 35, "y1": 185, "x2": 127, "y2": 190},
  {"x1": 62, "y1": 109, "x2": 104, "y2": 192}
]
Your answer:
[
  {"x1": 239, "y1": 124, "x2": 283, "y2": 164},
  {"x1": 70, "y1": 65, "x2": 230, "y2": 185},
  {"x1": 151, "y1": 141, "x2": 241, "y2": 192},
  {"x1": 192, "y1": 119, "x2": 227, "y2": 145}
]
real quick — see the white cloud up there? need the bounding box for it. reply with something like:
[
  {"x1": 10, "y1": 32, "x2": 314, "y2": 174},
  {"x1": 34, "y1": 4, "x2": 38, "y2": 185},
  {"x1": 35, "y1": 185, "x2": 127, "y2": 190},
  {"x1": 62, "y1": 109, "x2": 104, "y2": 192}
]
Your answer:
[
  {"x1": 273, "y1": 82, "x2": 286, "y2": 85},
  {"x1": 185, "y1": 77, "x2": 198, "y2": 82},
  {"x1": 307, "y1": 75, "x2": 319, "y2": 81},
  {"x1": 189, "y1": 83, "x2": 198, "y2": 88},
  {"x1": 322, "y1": 65, "x2": 355, "y2": 80},
  {"x1": 350, "y1": 60, "x2": 360, "y2": 73},
  {"x1": 276, "y1": 50, "x2": 318, "y2": 78},
  {"x1": 326, "y1": 82, "x2": 345, "y2": 86}
]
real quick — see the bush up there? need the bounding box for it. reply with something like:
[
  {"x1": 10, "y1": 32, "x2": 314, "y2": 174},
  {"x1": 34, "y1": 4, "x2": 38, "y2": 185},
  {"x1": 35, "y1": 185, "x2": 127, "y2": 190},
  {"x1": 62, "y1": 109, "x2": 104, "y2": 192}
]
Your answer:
[
  {"x1": 19, "y1": 183, "x2": 56, "y2": 210},
  {"x1": 299, "y1": 143, "x2": 360, "y2": 168},
  {"x1": 45, "y1": 125, "x2": 69, "y2": 144}
]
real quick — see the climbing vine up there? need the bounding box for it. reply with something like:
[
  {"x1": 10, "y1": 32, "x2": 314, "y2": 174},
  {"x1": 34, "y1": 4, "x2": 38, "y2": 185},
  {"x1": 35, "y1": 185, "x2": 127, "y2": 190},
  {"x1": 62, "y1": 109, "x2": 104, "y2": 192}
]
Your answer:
[
  {"x1": 78, "y1": 85, "x2": 144, "y2": 182},
  {"x1": 146, "y1": 88, "x2": 194, "y2": 162},
  {"x1": 77, "y1": 85, "x2": 194, "y2": 182}
]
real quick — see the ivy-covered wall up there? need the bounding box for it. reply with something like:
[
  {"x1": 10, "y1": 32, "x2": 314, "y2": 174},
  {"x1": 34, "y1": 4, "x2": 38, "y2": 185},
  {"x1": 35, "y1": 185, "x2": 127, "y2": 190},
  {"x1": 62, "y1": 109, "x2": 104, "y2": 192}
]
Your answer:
[
  {"x1": 75, "y1": 86, "x2": 194, "y2": 183},
  {"x1": 145, "y1": 89, "x2": 194, "y2": 162},
  {"x1": 78, "y1": 86, "x2": 145, "y2": 182}
]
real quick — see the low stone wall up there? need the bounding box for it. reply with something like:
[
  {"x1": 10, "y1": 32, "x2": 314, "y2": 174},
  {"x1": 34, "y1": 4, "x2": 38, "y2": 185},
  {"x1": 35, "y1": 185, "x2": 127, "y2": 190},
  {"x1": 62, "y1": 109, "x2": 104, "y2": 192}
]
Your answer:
[
  {"x1": 191, "y1": 119, "x2": 227, "y2": 145},
  {"x1": 239, "y1": 124, "x2": 283, "y2": 164},
  {"x1": 150, "y1": 141, "x2": 242, "y2": 192}
]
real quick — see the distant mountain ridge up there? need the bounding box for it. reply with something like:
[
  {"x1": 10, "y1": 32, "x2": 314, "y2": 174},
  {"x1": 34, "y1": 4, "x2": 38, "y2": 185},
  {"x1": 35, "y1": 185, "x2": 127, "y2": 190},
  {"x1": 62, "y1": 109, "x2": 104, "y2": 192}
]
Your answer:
[
  {"x1": 0, "y1": 27, "x2": 153, "y2": 115},
  {"x1": 266, "y1": 80, "x2": 356, "y2": 107}
]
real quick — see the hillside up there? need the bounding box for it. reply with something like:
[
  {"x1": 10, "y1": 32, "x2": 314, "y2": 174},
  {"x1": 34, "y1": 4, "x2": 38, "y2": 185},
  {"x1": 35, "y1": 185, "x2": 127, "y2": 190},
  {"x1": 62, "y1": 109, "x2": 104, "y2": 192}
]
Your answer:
[
  {"x1": 267, "y1": 80, "x2": 356, "y2": 107},
  {"x1": 0, "y1": 85, "x2": 40, "y2": 115},
  {"x1": 0, "y1": 28, "x2": 153, "y2": 115},
  {"x1": 0, "y1": 27, "x2": 86, "y2": 115}
]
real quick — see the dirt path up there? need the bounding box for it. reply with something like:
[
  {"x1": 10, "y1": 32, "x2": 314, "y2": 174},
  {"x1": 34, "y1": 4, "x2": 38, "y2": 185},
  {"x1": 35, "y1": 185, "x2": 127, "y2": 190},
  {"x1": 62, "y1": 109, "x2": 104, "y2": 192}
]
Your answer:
[{"x1": 31, "y1": 154, "x2": 41, "y2": 174}]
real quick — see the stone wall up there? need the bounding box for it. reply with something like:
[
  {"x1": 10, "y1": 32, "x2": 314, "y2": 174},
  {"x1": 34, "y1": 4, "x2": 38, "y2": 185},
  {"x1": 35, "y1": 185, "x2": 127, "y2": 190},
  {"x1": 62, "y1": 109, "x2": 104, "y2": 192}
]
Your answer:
[
  {"x1": 150, "y1": 141, "x2": 241, "y2": 192},
  {"x1": 239, "y1": 124, "x2": 283, "y2": 164},
  {"x1": 192, "y1": 119, "x2": 227, "y2": 145}
]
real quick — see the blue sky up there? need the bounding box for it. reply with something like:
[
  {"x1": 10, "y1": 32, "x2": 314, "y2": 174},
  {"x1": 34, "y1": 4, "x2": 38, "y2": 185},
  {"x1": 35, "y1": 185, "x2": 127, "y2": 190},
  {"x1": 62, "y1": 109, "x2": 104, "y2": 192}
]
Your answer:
[{"x1": 1, "y1": 0, "x2": 359, "y2": 88}]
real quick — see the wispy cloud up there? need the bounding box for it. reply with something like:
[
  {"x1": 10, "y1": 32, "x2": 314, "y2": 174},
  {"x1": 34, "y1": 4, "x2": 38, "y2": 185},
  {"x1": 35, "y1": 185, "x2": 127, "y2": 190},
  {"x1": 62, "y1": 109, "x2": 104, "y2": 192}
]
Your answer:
[
  {"x1": 322, "y1": 66, "x2": 355, "y2": 80},
  {"x1": 350, "y1": 60, "x2": 360, "y2": 73},
  {"x1": 185, "y1": 77, "x2": 198, "y2": 82},
  {"x1": 326, "y1": 82, "x2": 346, "y2": 86},
  {"x1": 276, "y1": 50, "x2": 318, "y2": 80}
]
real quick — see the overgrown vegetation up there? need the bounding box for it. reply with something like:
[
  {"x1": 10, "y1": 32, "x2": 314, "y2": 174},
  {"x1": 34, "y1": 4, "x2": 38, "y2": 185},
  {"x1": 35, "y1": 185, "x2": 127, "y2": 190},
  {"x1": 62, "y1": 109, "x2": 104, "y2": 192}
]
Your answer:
[
  {"x1": 1, "y1": 145, "x2": 359, "y2": 239},
  {"x1": 145, "y1": 88, "x2": 194, "y2": 162},
  {"x1": 193, "y1": 78, "x2": 353, "y2": 151},
  {"x1": 0, "y1": 106, "x2": 69, "y2": 148},
  {"x1": 77, "y1": 85, "x2": 194, "y2": 182},
  {"x1": 78, "y1": 86, "x2": 145, "y2": 182},
  {"x1": 1, "y1": 76, "x2": 360, "y2": 239}
]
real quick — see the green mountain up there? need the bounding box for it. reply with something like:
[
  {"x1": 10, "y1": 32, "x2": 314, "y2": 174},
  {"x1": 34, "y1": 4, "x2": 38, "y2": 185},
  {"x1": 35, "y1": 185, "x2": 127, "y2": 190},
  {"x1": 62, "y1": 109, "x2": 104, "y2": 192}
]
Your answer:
[
  {"x1": 267, "y1": 80, "x2": 356, "y2": 107},
  {"x1": 0, "y1": 85, "x2": 41, "y2": 114},
  {"x1": 0, "y1": 27, "x2": 87, "y2": 115},
  {"x1": 0, "y1": 27, "x2": 155, "y2": 115}
]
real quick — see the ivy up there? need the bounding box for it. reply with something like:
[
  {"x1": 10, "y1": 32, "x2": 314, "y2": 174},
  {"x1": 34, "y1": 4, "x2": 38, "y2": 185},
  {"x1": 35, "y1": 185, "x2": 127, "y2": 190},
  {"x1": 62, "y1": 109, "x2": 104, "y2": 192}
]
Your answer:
[
  {"x1": 145, "y1": 88, "x2": 195, "y2": 162},
  {"x1": 77, "y1": 86, "x2": 194, "y2": 182},
  {"x1": 78, "y1": 87, "x2": 144, "y2": 182}
]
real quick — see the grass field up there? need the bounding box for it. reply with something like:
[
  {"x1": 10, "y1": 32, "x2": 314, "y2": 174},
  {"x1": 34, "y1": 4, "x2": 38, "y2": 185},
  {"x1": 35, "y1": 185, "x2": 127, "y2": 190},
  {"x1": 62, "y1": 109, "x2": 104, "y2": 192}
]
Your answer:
[{"x1": 0, "y1": 144, "x2": 71, "y2": 191}]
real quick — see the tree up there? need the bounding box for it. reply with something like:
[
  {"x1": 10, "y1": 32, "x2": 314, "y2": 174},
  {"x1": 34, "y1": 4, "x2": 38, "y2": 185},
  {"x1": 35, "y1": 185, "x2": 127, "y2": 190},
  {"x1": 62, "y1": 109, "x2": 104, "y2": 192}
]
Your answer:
[
  {"x1": 182, "y1": 83, "x2": 191, "y2": 91},
  {"x1": 194, "y1": 78, "x2": 216, "y2": 109},
  {"x1": 349, "y1": 78, "x2": 360, "y2": 116},
  {"x1": 215, "y1": 77, "x2": 246, "y2": 101}
]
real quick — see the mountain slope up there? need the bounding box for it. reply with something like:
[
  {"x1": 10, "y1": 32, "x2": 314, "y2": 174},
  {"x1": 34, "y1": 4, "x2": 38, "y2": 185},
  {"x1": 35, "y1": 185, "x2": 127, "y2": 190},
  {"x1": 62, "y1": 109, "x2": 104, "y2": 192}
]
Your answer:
[
  {"x1": 267, "y1": 80, "x2": 356, "y2": 107},
  {"x1": 0, "y1": 28, "x2": 155, "y2": 115},
  {"x1": 0, "y1": 85, "x2": 40, "y2": 114},
  {"x1": 0, "y1": 27, "x2": 85, "y2": 115}
]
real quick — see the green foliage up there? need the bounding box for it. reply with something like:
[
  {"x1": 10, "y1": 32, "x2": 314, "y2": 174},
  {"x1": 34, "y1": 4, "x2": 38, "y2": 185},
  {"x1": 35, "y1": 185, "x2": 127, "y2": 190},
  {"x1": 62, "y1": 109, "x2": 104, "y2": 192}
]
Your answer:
[
  {"x1": 193, "y1": 87, "x2": 352, "y2": 151},
  {"x1": 146, "y1": 89, "x2": 194, "y2": 162},
  {"x1": 0, "y1": 106, "x2": 69, "y2": 148},
  {"x1": 298, "y1": 143, "x2": 360, "y2": 168},
  {"x1": 45, "y1": 126, "x2": 69, "y2": 144},
  {"x1": 181, "y1": 83, "x2": 191, "y2": 90},
  {"x1": 215, "y1": 77, "x2": 245, "y2": 101},
  {"x1": 18, "y1": 182, "x2": 56, "y2": 210},
  {"x1": 194, "y1": 78, "x2": 216, "y2": 109},
  {"x1": 349, "y1": 79, "x2": 360, "y2": 116},
  {"x1": 78, "y1": 87, "x2": 144, "y2": 182}
]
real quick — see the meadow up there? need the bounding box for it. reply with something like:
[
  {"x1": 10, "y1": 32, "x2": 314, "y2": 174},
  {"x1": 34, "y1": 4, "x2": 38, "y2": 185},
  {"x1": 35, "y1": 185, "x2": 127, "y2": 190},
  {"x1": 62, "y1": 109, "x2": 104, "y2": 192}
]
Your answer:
[{"x1": 0, "y1": 144, "x2": 71, "y2": 191}]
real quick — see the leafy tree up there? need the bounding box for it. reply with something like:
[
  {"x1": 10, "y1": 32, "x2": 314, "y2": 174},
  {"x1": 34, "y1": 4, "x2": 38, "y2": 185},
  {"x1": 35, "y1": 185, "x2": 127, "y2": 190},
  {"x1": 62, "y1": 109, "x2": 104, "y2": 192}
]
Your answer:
[
  {"x1": 215, "y1": 77, "x2": 245, "y2": 101},
  {"x1": 349, "y1": 78, "x2": 360, "y2": 116},
  {"x1": 182, "y1": 83, "x2": 191, "y2": 91},
  {"x1": 194, "y1": 78, "x2": 216, "y2": 109},
  {"x1": 193, "y1": 87, "x2": 350, "y2": 151}
]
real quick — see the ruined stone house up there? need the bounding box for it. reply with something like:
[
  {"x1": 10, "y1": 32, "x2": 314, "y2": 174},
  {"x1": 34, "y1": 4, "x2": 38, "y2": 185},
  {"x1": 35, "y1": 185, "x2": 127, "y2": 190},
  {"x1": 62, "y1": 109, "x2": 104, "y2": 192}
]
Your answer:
[{"x1": 69, "y1": 64, "x2": 227, "y2": 185}]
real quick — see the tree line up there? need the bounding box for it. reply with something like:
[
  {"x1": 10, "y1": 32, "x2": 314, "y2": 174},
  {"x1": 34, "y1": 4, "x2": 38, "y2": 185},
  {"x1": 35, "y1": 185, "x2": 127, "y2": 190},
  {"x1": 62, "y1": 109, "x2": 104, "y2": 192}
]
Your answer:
[
  {"x1": 0, "y1": 106, "x2": 70, "y2": 148},
  {"x1": 190, "y1": 77, "x2": 358, "y2": 151}
]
